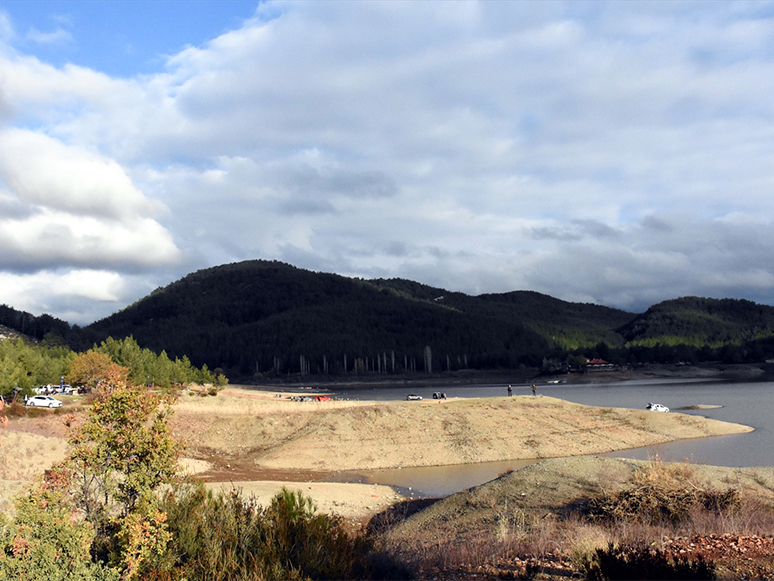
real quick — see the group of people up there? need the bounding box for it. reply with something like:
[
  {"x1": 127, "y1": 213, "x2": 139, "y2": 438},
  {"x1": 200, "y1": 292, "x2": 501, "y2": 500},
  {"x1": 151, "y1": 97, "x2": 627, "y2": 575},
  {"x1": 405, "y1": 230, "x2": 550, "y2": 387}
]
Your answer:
[{"x1": 507, "y1": 384, "x2": 537, "y2": 397}]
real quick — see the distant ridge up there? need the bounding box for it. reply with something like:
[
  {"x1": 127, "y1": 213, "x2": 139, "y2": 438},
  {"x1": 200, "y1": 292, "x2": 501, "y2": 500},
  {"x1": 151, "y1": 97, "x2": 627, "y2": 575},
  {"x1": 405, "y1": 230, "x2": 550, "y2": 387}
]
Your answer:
[
  {"x1": 6, "y1": 261, "x2": 774, "y2": 379},
  {"x1": 618, "y1": 296, "x2": 774, "y2": 346},
  {"x1": 80, "y1": 260, "x2": 630, "y2": 377},
  {"x1": 82, "y1": 261, "x2": 540, "y2": 376}
]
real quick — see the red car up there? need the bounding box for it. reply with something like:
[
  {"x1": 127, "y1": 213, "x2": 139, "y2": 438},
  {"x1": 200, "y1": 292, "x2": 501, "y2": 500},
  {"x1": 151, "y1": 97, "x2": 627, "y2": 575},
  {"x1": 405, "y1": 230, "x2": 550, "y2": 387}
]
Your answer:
[{"x1": 314, "y1": 395, "x2": 332, "y2": 402}]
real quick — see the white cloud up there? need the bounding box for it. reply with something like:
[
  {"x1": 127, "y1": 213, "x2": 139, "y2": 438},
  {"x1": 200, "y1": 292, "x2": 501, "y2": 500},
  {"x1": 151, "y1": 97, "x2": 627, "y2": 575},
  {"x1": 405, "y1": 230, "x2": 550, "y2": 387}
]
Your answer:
[
  {"x1": 0, "y1": 269, "x2": 156, "y2": 325},
  {"x1": 54, "y1": 269, "x2": 126, "y2": 302},
  {"x1": 26, "y1": 26, "x2": 72, "y2": 45},
  {"x1": 0, "y1": 209, "x2": 180, "y2": 270},
  {"x1": 0, "y1": 127, "x2": 180, "y2": 283},
  {"x1": 0, "y1": 129, "x2": 165, "y2": 219},
  {"x1": 3, "y1": 1, "x2": 774, "y2": 323}
]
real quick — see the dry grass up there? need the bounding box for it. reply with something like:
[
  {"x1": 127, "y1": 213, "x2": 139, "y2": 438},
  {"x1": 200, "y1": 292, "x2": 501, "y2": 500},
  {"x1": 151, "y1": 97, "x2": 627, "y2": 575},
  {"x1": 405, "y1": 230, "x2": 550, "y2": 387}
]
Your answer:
[
  {"x1": 172, "y1": 391, "x2": 754, "y2": 473},
  {"x1": 0, "y1": 430, "x2": 69, "y2": 480},
  {"x1": 380, "y1": 457, "x2": 774, "y2": 579},
  {"x1": 586, "y1": 458, "x2": 742, "y2": 526}
]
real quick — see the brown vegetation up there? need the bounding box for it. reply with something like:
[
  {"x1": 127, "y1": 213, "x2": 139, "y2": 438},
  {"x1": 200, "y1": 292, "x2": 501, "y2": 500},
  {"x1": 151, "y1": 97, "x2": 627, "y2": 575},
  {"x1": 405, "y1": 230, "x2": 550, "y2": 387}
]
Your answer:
[{"x1": 380, "y1": 456, "x2": 774, "y2": 579}]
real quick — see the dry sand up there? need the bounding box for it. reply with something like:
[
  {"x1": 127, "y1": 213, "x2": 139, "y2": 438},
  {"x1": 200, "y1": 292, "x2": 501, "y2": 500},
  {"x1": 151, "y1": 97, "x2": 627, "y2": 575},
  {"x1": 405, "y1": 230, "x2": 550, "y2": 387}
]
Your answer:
[
  {"x1": 172, "y1": 388, "x2": 751, "y2": 472},
  {"x1": 0, "y1": 386, "x2": 754, "y2": 520},
  {"x1": 207, "y1": 481, "x2": 404, "y2": 524}
]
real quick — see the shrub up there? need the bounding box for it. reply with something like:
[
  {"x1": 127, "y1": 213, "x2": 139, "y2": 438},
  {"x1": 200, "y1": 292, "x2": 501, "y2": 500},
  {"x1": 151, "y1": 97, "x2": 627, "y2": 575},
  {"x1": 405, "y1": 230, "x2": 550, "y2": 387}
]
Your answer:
[
  {"x1": 586, "y1": 460, "x2": 740, "y2": 526},
  {"x1": 0, "y1": 481, "x2": 119, "y2": 581},
  {"x1": 147, "y1": 482, "x2": 407, "y2": 580}
]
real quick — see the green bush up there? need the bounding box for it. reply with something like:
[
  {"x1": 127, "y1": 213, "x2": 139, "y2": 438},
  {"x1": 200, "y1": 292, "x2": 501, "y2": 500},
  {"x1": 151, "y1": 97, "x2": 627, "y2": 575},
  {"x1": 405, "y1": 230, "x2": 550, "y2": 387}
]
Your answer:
[
  {"x1": 145, "y1": 481, "x2": 408, "y2": 580},
  {"x1": 0, "y1": 482, "x2": 118, "y2": 581}
]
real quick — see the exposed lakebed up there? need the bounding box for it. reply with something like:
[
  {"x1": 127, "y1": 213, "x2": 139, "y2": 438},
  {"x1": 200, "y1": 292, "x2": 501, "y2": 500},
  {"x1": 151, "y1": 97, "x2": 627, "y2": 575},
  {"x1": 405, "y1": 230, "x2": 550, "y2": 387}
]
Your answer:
[{"x1": 324, "y1": 378, "x2": 773, "y2": 497}]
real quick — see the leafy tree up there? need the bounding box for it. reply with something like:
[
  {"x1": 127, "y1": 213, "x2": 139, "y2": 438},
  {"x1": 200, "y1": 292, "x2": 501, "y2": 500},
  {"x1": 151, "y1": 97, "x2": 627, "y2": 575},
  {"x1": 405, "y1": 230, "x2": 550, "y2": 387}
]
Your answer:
[
  {"x1": 65, "y1": 382, "x2": 180, "y2": 519},
  {"x1": 66, "y1": 351, "x2": 127, "y2": 391},
  {"x1": 0, "y1": 338, "x2": 72, "y2": 397},
  {"x1": 62, "y1": 380, "x2": 180, "y2": 577}
]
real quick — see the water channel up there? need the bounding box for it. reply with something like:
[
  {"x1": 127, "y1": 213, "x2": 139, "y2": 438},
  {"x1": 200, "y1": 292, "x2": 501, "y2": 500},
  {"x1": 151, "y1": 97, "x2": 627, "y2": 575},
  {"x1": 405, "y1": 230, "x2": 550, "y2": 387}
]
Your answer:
[{"x1": 324, "y1": 378, "x2": 774, "y2": 497}]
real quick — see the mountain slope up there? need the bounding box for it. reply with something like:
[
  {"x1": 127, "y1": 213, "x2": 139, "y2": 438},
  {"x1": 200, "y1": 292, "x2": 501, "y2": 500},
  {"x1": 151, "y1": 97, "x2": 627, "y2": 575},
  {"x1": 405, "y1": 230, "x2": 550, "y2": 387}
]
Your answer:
[
  {"x1": 372, "y1": 279, "x2": 631, "y2": 349},
  {"x1": 618, "y1": 296, "x2": 774, "y2": 346},
  {"x1": 85, "y1": 261, "x2": 553, "y2": 376}
]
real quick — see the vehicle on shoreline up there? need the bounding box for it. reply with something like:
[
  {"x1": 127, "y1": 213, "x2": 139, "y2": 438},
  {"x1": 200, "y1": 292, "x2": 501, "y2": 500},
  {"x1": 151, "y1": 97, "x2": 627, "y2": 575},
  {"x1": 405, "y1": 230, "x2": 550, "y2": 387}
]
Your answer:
[
  {"x1": 406, "y1": 394, "x2": 423, "y2": 401},
  {"x1": 26, "y1": 395, "x2": 63, "y2": 408},
  {"x1": 646, "y1": 402, "x2": 669, "y2": 412}
]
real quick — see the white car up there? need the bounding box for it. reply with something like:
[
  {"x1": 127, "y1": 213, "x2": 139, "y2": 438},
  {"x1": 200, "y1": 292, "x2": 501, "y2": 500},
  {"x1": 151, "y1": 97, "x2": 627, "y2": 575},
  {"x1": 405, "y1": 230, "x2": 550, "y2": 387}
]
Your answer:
[
  {"x1": 406, "y1": 394, "x2": 423, "y2": 401},
  {"x1": 646, "y1": 402, "x2": 669, "y2": 412},
  {"x1": 26, "y1": 395, "x2": 63, "y2": 408}
]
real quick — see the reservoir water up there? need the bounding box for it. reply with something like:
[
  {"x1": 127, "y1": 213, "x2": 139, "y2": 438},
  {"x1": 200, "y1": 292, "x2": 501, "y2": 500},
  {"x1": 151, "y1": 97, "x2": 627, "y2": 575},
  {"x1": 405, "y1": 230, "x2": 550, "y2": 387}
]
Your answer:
[{"x1": 329, "y1": 378, "x2": 774, "y2": 497}]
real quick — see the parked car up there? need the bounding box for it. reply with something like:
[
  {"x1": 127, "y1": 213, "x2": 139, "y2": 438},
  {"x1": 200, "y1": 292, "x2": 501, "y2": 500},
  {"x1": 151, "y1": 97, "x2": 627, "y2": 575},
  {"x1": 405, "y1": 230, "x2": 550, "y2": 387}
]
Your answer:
[
  {"x1": 314, "y1": 395, "x2": 332, "y2": 401},
  {"x1": 26, "y1": 395, "x2": 63, "y2": 408},
  {"x1": 646, "y1": 402, "x2": 669, "y2": 412},
  {"x1": 406, "y1": 394, "x2": 423, "y2": 401}
]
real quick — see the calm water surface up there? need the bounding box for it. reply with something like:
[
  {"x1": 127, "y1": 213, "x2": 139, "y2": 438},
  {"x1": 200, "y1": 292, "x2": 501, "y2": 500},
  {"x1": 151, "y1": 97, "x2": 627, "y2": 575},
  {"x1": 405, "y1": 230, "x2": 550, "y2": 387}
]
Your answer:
[{"x1": 328, "y1": 378, "x2": 774, "y2": 497}]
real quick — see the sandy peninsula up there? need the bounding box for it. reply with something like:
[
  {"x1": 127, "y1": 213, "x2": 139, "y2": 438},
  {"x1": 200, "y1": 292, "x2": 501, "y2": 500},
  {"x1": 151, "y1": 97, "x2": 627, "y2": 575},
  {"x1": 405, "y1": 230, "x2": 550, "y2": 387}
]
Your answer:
[
  {"x1": 0, "y1": 386, "x2": 754, "y2": 520},
  {"x1": 171, "y1": 387, "x2": 751, "y2": 472}
]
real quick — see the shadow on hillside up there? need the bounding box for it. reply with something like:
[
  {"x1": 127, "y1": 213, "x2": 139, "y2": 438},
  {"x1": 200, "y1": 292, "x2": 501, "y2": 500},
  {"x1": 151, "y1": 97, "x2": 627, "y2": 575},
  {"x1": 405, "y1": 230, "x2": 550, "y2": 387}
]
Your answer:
[{"x1": 366, "y1": 497, "x2": 443, "y2": 535}]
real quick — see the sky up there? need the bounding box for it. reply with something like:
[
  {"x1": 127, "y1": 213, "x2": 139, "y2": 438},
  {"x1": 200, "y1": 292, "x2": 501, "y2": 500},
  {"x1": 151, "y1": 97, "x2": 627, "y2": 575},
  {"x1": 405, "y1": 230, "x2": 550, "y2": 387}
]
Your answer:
[{"x1": 2, "y1": 1, "x2": 774, "y2": 325}]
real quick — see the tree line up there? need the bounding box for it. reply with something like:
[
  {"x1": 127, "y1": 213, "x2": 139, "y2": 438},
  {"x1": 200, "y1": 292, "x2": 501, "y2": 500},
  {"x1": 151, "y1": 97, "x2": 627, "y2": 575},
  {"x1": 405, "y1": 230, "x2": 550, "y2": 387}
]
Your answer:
[
  {"x1": 7, "y1": 261, "x2": 774, "y2": 382},
  {"x1": 0, "y1": 336, "x2": 226, "y2": 398}
]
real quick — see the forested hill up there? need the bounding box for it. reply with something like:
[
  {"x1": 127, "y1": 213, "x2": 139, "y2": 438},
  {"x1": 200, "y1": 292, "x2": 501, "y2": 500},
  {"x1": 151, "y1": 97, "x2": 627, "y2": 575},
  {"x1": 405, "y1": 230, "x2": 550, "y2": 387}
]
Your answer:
[
  {"x1": 9, "y1": 261, "x2": 774, "y2": 380},
  {"x1": 81, "y1": 260, "x2": 630, "y2": 378},
  {"x1": 618, "y1": 297, "x2": 774, "y2": 347},
  {"x1": 371, "y1": 279, "x2": 633, "y2": 348},
  {"x1": 0, "y1": 304, "x2": 73, "y2": 344}
]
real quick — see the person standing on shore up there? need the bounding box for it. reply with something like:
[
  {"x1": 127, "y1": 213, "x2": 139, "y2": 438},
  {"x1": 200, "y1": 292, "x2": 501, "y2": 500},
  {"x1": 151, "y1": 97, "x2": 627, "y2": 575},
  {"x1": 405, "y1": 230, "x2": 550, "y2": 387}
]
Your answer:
[
  {"x1": 532, "y1": 384, "x2": 536, "y2": 397},
  {"x1": 507, "y1": 385, "x2": 512, "y2": 397}
]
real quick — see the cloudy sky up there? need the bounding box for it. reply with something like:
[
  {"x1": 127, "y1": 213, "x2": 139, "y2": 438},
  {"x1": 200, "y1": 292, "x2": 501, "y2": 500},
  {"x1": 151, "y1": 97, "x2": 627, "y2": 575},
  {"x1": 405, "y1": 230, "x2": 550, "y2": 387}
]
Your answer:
[{"x1": 2, "y1": 1, "x2": 774, "y2": 325}]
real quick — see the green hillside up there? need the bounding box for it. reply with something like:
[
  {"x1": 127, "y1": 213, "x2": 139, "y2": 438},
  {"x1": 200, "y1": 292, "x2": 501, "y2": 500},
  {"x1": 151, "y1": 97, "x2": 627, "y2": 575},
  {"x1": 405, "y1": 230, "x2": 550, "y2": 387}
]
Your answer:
[
  {"x1": 85, "y1": 261, "x2": 558, "y2": 377},
  {"x1": 618, "y1": 297, "x2": 774, "y2": 347},
  {"x1": 370, "y1": 279, "x2": 632, "y2": 349},
  {"x1": 11, "y1": 261, "x2": 774, "y2": 380}
]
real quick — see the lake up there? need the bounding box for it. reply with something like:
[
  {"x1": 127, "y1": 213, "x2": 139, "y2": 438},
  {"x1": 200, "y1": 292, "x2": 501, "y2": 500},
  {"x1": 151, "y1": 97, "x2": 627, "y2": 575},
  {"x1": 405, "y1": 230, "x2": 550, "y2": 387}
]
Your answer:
[{"x1": 328, "y1": 377, "x2": 774, "y2": 497}]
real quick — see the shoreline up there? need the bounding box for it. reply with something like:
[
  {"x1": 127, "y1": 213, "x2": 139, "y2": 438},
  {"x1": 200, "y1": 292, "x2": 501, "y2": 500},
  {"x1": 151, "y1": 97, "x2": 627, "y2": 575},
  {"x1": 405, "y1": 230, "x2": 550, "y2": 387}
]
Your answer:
[
  {"x1": 2, "y1": 379, "x2": 762, "y2": 522},
  {"x1": 239, "y1": 361, "x2": 774, "y2": 392},
  {"x1": 173, "y1": 391, "x2": 753, "y2": 473}
]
